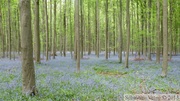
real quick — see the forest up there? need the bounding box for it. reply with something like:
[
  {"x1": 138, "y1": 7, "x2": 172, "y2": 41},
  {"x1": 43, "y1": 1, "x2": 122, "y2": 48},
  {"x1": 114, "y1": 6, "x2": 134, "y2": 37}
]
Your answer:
[{"x1": 0, "y1": 0, "x2": 180, "y2": 100}]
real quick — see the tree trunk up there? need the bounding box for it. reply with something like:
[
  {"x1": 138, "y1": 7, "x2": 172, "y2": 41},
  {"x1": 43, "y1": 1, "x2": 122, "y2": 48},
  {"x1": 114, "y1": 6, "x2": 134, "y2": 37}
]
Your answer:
[
  {"x1": 8, "y1": 0, "x2": 11, "y2": 60},
  {"x1": 113, "y1": 2, "x2": 116, "y2": 56},
  {"x1": 20, "y1": 0, "x2": 37, "y2": 95},
  {"x1": 125, "y1": 0, "x2": 130, "y2": 68},
  {"x1": 156, "y1": 0, "x2": 160, "y2": 63},
  {"x1": 105, "y1": 0, "x2": 109, "y2": 60},
  {"x1": 137, "y1": 1, "x2": 141, "y2": 58},
  {"x1": 95, "y1": 0, "x2": 100, "y2": 58},
  {"x1": 147, "y1": 0, "x2": 152, "y2": 61},
  {"x1": 0, "y1": 9, "x2": 5, "y2": 58},
  {"x1": 59, "y1": 0, "x2": 63, "y2": 56},
  {"x1": 17, "y1": 9, "x2": 21, "y2": 55},
  {"x1": 140, "y1": 3, "x2": 145, "y2": 55},
  {"x1": 45, "y1": 0, "x2": 49, "y2": 61},
  {"x1": 49, "y1": 0, "x2": 52, "y2": 59},
  {"x1": 87, "y1": 2, "x2": 91, "y2": 55},
  {"x1": 69, "y1": 0, "x2": 73, "y2": 58},
  {"x1": 13, "y1": 10, "x2": 17, "y2": 60},
  {"x1": 161, "y1": 0, "x2": 168, "y2": 77},
  {"x1": 63, "y1": 0, "x2": 66, "y2": 57},
  {"x1": 34, "y1": 0, "x2": 40, "y2": 63},
  {"x1": 169, "y1": 0, "x2": 173, "y2": 60},
  {"x1": 41, "y1": 0, "x2": 46, "y2": 59},
  {"x1": 143, "y1": 1, "x2": 147, "y2": 58},
  {"x1": 131, "y1": 1, "x2": 134, "y2": 56},
  {"x1": 52, "y1": 0, "x2": 57, "y2": 59},
  {"x1": 75, "y1": 0, "x2": 80, "y2": 72},
  {"x1": 80, "y1": 0, "x2": 84, "y2": 58},
  {"x1": 118, "y1": 0, "x2": 123, "y2": 63}
]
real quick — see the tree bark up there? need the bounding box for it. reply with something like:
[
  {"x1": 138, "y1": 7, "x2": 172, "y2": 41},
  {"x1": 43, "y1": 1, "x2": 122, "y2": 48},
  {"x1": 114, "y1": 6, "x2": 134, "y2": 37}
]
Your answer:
[
  {"x1": 75, "y1": 0, "x2": 80, "y2": 72},
  {"x1": 118, "y1": 0, "x2": 123, "y2": 63},
  {"x1": 20, "y1": 0, "x2": 37, "y2": 95},
  {"x1": 141, "y1": 2, "x2": 145, "y2": 56},
  {"x1": 105, "y1": 0, "x2": 109, "y2": 60},
  {"x1": 34, "y1": 0, "x2": 40, "y2": 63},
  {"x1": 59, "y1": 0, "x2": 63, "y2": 56},
  {"x1": 45, "y1": 0, "x2": 49, "y2": 61},
  {"x1": 41, "y1": 0, "x2": 46, "y2": 59},
  {"x1": 17, "y1": 9, "x2": 21, "y2": 55},
  {"x1": 131, "y1": 1, "x2": 134, "y2": 56},
  {"x1": 113, "y1": 2, "x2": 116, "y2": 56},
  {"x1": 49, "y1": 0, "x2": 52, "y2": 59},
  {"x1": 169, "y1": 0, "x2": 173, "y2": 60},
  {"x1": 70, "y1": 0, "x2": 73, "y2": 58},
  {"x1": 147, "y1": 0, "x2": 152, "y2": 61},
  {"x1": 52, "y1": 0, "x2": 57, "y2": 59},
  {"x1": 161, "y1": 0, "x2": 168, "y2": 77},
  {"x1": 143, "y1": 1, "x2": 147, "y2": 57},
  {"x1": 80, "y1": 0, "x2": 84, "y2": 58},
  {"x1": 8, "y1": 0, "x2": 11, "y2": 60},
  {"x1": 137, "y1": 1, "x2": 141, "y2": 58},
  {"x1": 87, "y1": 1, "x2": 91, "y2": 55},
  {"x1": 125, "y1": 0, "x2": 130, "y2": 68},
  {"x1": 63, "y1": 0, "x2": 66, "y2": 57},
  {"x1": 156, "y1": 0, "x2": 160, "y2": 63},
  {"x1": 95, "y1": 0, "x2": 100, "y2": 58},
  {"x1": 0, "y1": 9, "x2": 5, "y2": 58}
]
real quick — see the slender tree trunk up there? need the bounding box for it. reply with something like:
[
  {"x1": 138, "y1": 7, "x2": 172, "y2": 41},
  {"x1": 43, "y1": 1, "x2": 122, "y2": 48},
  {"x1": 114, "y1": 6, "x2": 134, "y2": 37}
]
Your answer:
[
  {"x1": 59, "y1": 0, "x2": 63, "y2": 56},
  {"x1": 95, "y1": 2, "x2": 97, "y2": 56},
  {"x1": 74, "y1": 23, "x2": 77, "y2": 60},
  {"x1": 169, "y1": 0, "x2": 173, "y2": 60},
  {"x1": 131, "y1": 1, "x2": 134, "y2": 56},
  {"x1": 156, "y1": 0, "x2": 160, "y2": 63},
  {"x1": 70, "y1": 0, "x2": 73, "y2": 58},
  {"x1": 118, "y1": 0, "x2": 123, "y2": 63},
  {"x1": 41, "y1": 0, "x2": 46, "y2": 59},
  {"x1": 161, "y1": 0, "x2": 168, "y2": 77},
  {"x1": 80, "y1": 0, "x2": 84, "y2": 58},
  {"x1": 137, "y1": 1, "x2": 141, "y2": 58},
  {"x1": 49, "y1": 0, "x2": 52, "y2": 59},
  {"x1": 125, "y1": 0, "x2": 130, "y2": 68},
  {"x1": 20, "y1": 0, "x2": 37, "y2": 95},
  {"x1": 75, "y1": 0, "x2": 80, "y2": 72},
  {"x1": 63, "y1": 0, "x2": 67, "y2": 57},
  {"x1": 160, "y1": 15, "x2": 163, "y2": 55},
  {"x1": 1, "y1": 11, "x2": 5, "y2": 58},
  {"x1": 34, "y1": 0, "x2": 40, "y2": 63},
  {"x1": 143, "y1": 1, "x2": 147, "y2": 58},
  {"x1": 140, "y1": 3, "x2": 144, "y2": 56},
  {"x1": 45, "y1": 0, "x2": 49, "y2": 61},
  {"x1": 87, "y1": 2, "x2": 91, "y2": 55},
  {"x1": 4, "y1": 1, "x2": 7, "y2": 57},
  {"x1": 95, "y1": 0, "x2": 100, "y2": 58},
  {"x1": 13, "y1": 10, "x2": 17, "y2": 60},
  {"x1": 8, "y1": 0, "x2": 11, "y2": 60},
  {"x1": 0, "y1": 9, "x2": 4, "y2": 58},
  {"x1": 17, "y1": 9, "x2": 21, "y2": 55},
  {"x1": 113, "y1": 2, "x2": 116, "y2": 56},
  {"x1": 5, "y1": 13, "x2": 7, "y2": 58},
  {"x1": 105, "y1": 0, "x2": 109, "y2": 60},
  {"x1": 147, "y1": 0, "x2": 152, "y2": 61},
  {"x1": 52, "y1": 0, "x2": 57, "y2": 59}
]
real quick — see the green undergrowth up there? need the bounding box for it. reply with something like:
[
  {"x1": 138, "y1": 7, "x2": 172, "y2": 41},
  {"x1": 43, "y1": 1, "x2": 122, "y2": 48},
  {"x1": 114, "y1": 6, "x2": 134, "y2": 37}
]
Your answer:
[{"x1": 93, "y1": 66, "x2": 128, "y2": 77}]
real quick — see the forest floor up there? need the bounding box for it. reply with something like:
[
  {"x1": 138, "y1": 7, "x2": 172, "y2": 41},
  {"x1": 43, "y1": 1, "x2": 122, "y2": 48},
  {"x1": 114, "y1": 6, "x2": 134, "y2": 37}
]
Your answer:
[{"x1": 0, "y1": 52, "x2": 180, "y2": 101}]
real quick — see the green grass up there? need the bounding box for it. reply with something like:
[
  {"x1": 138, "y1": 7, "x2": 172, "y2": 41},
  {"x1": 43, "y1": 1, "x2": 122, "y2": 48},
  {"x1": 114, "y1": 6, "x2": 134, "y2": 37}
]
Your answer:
[{"x1": 93, "y1": 66, "x2": 128, "y2": 77}]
